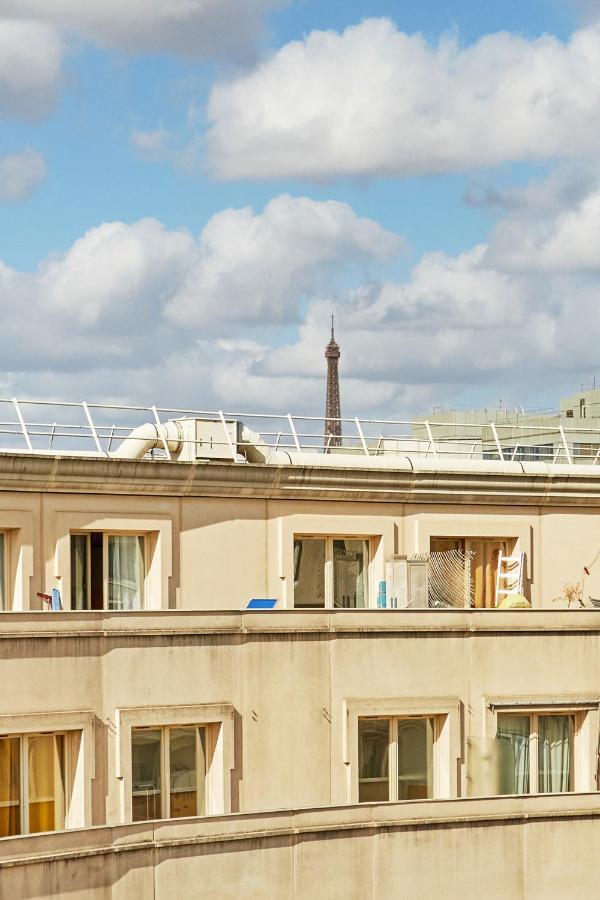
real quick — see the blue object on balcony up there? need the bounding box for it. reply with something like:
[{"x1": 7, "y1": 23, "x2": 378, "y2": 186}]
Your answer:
[
  {"x1": 377, "y1": 581, "x2": 387, "y2": 608},
  {"x1": 247, "y1": 599, "x2": 277, "y2": 609},
  {"x1": 51, "y1": 588, "x2": 62, "y2": 611}
]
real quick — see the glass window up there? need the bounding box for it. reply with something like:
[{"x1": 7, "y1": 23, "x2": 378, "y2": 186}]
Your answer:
[
  {"x1": 132, "y1": 728, "x2": 162, "y2": 822},
  {"x1": 0, "y1": 533, "x2": 5, "y2": 611},
  {"x1": 0, "y1": 736, "x2": 20, "y2": 837},
  {"x1": 358, "y1": 719, "x2": 389, "y2": 803},
  {"x1": 397, "y1": 718, "x2": 434, "y2": 800},
  {"x1": 28, "y1": 734, "x2": 65, "y2": 834},
  {"x1": 496, "y1": 714, "x2": 530, "y2": 795},
  {"x1": 108, "y1": 535, "x2": 145, "y2": 610},
  {"x1": 538, "y1": 715, "x2": 572, "y2": 793},
  {"x1": 294, "y1": 539, "x2": 326, "y2": 608},
  {"x1": 169, "y1": 727, "x2": 206, "y2": 819},
  {"x1": 495, "y1": 713, "x2": 573, "y2": 795},
  {"x1": 294, "y1": 537, "x2": 371, "y2": 608},
  {"x1": 133, "y1": 725, "x2": 209, "y2": 822},
  {"x1": 358, "y1": 716, "x2": 436, "y2": 803},
  {"x1": 333, "y1": 539, "x2": 368, "y2": 608}
]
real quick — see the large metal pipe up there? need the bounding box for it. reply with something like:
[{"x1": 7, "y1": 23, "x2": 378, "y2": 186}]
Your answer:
[{"x1": 111, "y1": 420, "x2": 182, "y2": 460}]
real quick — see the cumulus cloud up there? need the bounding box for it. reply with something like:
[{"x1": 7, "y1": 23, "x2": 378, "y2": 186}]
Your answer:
[
  {"x1": 0, "y1": 197, "x2": 401, "y2": 408},
  {"x1": 207, "y1": 18, "x2": 600, "y2": 180},
  {"x1": 0, "y1": 0, "x2": 286, "y2": 62},
  {"x1": 4, "y1": 180, "x2": 600, "y2": 416},
  {"x1": 166, "y1": 195, "x2": 403, "y2": 327},
  {"x1": 0, "y1": 20, "x2": 63, "y2": 119},
  {"x1": 0, "y1": 148, "x2": 46, "y2": 201}
]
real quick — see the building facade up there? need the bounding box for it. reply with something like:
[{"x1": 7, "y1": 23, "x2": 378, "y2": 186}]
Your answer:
[{"x1": 1, "y1": 403, "x2": 600, "y2": 897}]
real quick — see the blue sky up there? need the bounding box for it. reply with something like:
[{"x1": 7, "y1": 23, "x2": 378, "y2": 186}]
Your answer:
[{"x1": 0, "y1": 0, "x2": 599, "y2": 414}]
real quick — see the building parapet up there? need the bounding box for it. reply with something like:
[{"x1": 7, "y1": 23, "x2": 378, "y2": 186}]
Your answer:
[
  {"x1": 1, "y1": 609, "x2": 600, "y2": 640},
  {"x1": 1, "y1": 795, "x2": 600, "y2": 899}
]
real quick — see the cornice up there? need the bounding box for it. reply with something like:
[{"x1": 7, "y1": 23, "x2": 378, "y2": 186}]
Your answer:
[{"x1": 0, "y1": 452, "x2": 600, "y2": 506}]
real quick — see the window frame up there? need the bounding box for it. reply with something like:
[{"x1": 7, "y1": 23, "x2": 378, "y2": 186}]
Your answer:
[
  {"x1": 0, "y1": 531, "x2": 7, "y2": 612},
  {"x1": 343, "y1": 697, "x2": 461, "y2": 805},
  {"x1": 117, "y1": 704, "x2": 234, "y2": 823},
  {"x1": 69, "y1": 530, "x2": 147, "y2": 611},
  {"x1": 358, "y1": 714, "x2": 436, "y2": 803},
  {"x1": 485, "y1": 698, "x2": 597, "y2": 794},
  {"x1": 131, "y1": 724, "x2": 208, "y2": 821},
  {"x1": 496, "y1": 711, "x2": 575, "y2": 795},
  {"x1": 294, "y1": 534, "x2": 373, "y2": 609},
  {"x1": 0, "y1": 718, "x2": 92, "y2": 838}
]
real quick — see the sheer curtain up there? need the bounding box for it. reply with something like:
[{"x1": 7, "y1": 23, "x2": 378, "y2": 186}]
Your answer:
[
  {"x1": 538, "y1": 716, "x2": 571, "y2": 793},
  {"x1": 28, "y1": 734, "x2": 65, "y2": 834},
  {"x1": 496, "y1": 715, "x2": 530, "y2": 794},
  {"x1": 333, "y1": 539, "x2": 368, "y2": 608},
  {"x1": 70, "y1": 534, "x2": 88, "y2": 610},
  {"x1": 108, "y1": 536, "x2": 144, "y2": 610},
  {"x1": 0, "y1": 736, "x2": 20, "y2": 836}
]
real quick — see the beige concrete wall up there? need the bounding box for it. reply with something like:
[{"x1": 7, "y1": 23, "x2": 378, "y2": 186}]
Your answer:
[
  {"x1": 4, "y1": 485, "x2": 600, "y2": 611},
  {"x1": 1, "y1": 796, "x2": 599, "y2": 900},
  {"x1": 1, "y1": 611, "x2": 600, "y2": 826}
]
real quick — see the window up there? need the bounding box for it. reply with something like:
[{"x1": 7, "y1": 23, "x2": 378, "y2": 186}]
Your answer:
[
  {"x1": 131, "y1": 725, "x2": 207, "y2": 822},
  {"x1": 294, "y1": 537, "x2": 369, "y2": 608},
  {"x1": 70, "y1": 532, "x2": 145, "y2": 610},
  {"x1": 496, "y1": 713, "x2": 574, "y2": 794},
  {"x1": 358, "y1": 716, "x2": 434, "y2": 803},
  {"x1": 430, "y1": 537, "x2": 517, "y2": 608},
  {"x1": 0, "y1": 731, "x2": 80, "y2": 837},
  {"x1": 0, "y1": 532, "x2": 5, "y2": 611},
  {"x1": 574, "y1": 443, "x2": 600, "y2": 462}
]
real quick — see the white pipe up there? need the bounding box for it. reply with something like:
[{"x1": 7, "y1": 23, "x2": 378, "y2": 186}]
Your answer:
[
  {"x1": 238, "y1": 426, "x2": 600, "y2": 477},
  {"x1": 111, "y1": 420, "x2": 182, "y2": 460}
]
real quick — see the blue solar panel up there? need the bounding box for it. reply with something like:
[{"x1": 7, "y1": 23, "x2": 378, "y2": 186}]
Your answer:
[{"x1": 246, "y1": 599, "x2": 277, "y2": 609}]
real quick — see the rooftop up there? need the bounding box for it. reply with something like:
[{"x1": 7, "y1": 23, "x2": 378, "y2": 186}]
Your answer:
[{"x1": 1, "y1": 397, "x2": 600, "y2": 474}]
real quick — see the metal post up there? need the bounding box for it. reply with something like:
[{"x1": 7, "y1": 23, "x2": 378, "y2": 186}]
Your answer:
[
  {"x1": 355, "y1": 417, "x2": 369, "y2": 456},
  {"x1": 12, "y1": 398, "x2": 32, "y2": 451},
  {"x1": 218, "y1": 410, "x2": 237, "y2": 461},
  {"x1": 490, "y1": 422, "x2": 504, "y2": 462},
  {"x1": 82, "y1": 402, "x2": 103, "y2": 455},
  {"x1": 424, "y1": 420, "x2": 438, "y2": 458},
  {"x1": 151, "y1": 406, "x2": 171, "y2": 461},
  {"x1": 559, "y1": 424, "x2": 573, "y2": 465},
  {"x1": 287, "y1": 414, "x2": 301, "y2": 453}
]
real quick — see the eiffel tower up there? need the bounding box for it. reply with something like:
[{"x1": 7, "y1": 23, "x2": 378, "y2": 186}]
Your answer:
[{"x1": 324, "y1": 316, "x2": 341, "y2": 450}]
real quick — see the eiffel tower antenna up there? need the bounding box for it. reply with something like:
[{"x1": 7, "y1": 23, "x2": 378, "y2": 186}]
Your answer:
[{"x1": 324, "y1": 315, "x2": 341, "y2": 450}]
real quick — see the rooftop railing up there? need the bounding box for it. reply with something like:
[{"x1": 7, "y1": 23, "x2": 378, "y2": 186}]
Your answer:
[{"x1": 1, "y1": 397, "x2": 600, "y2": 467}]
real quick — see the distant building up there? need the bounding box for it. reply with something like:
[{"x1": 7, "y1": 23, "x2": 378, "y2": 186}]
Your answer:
[{"x1": 412, "y1": 387, "x2": 600, "y2": 463}]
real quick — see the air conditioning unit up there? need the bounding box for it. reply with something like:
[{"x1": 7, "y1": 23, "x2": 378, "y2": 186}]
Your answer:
[
  {"x1": 174, "y1": 418, "x2": 241, "y2": 462},
  {"x1": 385, "y1": 555, "x2": 429, "y2": 608}
]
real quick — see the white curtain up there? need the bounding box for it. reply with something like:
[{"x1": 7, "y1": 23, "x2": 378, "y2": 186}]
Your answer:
[
  {"x1": 108, "y1": 536, "x2": 144, "y2": 610},
  {"x1": 496, "y1": 715, "x2": 530, "y2": 794},
  {"x1": 70, "y1": 534, "x2": 87, "y2": 610},
  {"x1": 538, "y1": 716, "x2": 571, "y2": 793},
  {"x1": 0, "y1": 532, "x2": 5, "y2": 611}
]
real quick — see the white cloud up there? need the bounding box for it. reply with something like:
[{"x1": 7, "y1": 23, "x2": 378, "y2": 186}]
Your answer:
[
  {"x1": 0, "y1": 148, "x2": 46, "y2": 201},
  {"x1": 0, "y1": 20, "x2": 63, "y2": 119},
  {"x1": 207, "y1": 18, "x2": 600, "y2": 180},
  {"x1": 0, "y1": 0, "x2": 285, "y2": 61},
  {"x1": 0, "y1": 197, "x2": 401, "y2": 409},
  {"x1": 3, "y1": 180, "x2": 600, "y2": 416},
  {"x1": 166, "y1": 194, "x2": 403, "y2": 327}
]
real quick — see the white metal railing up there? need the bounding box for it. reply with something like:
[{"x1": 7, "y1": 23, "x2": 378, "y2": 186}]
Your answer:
[{"x1": 0, "y1": 397, "x2": 599, "y2": 467}]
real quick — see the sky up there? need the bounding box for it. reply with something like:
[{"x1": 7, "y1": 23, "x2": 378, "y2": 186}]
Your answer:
[{"x1": 0, "y1": 0, "x2": 599, "y2": 417}]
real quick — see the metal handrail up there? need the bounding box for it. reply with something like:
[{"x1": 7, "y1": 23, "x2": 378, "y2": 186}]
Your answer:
[{"x1": 0, "y1": 397, "x2": 599, "y2": 466}]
